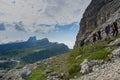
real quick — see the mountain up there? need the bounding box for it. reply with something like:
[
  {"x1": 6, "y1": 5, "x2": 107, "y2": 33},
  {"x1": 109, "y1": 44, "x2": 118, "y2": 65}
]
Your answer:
[
  {"x1": 20, "y1": 43, "x2": 70, "y2": 63},
  {"x1": 74, "y1": 0, "x2": 120, "y2": 48},
  {"x1": 0, "y1": 37, "x2": 69, "y2": 70},
  {"x1": 0, "y1": 37, "x2": 50, "y2": 53},
  {"x1": 27, "y1": 36, "x2": 37, "y2": 42}
]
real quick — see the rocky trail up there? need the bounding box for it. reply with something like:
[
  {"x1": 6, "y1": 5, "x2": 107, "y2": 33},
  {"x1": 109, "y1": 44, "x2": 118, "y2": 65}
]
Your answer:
[{"x1": 72, "y1": 58, "x2": 120, "y2": 80}]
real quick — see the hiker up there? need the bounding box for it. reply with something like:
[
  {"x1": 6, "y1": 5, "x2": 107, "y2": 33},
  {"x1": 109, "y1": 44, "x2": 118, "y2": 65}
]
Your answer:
[
  {"x1": 80, "y1": 38, "x2": 85, "y2": 47},
  {"x1": 105, "y1": 24, "x2": 110, "y2": 40},
  {"x1": 97, "y1": 30, "x2": 102, "y2": 40},
  {"x1": 112, "y1": 20, "x2": 118, "y2": 37},
  {"x1": 92, "y1": 33, "x2": 97, "y2": 43}
]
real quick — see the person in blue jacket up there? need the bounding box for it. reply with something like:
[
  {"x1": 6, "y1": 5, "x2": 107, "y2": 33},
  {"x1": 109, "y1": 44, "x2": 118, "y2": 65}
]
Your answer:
[{"x1": 105, "y1": 24, "x2": 111, "y2": 40}]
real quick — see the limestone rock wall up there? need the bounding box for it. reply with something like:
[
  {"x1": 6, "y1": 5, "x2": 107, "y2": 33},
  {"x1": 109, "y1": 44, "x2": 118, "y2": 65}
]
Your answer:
[{"x1": 74, "y1": 0, "x2": 120, "y2": 48}]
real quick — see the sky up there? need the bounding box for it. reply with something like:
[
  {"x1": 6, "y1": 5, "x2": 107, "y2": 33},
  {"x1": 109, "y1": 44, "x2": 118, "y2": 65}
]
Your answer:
[{"x1": 0, "y1": 0, "x2": 91, "y2": 49}]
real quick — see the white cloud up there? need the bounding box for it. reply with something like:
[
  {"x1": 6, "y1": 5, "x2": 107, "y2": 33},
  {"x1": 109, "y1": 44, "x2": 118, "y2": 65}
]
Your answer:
[
  {"x1": 0, "y1": 0, "x2": 91, "y2": 48},
  {"x1": 0, "y1": 0, "x2": 91, "y2": 33},
  {"x1": 35, "y1": 26, "x2": 55, "y2": 34}
]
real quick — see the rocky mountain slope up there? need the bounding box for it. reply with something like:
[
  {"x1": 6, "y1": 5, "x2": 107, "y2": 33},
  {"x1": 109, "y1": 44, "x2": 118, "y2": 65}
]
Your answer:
[
  {"x1": 1, "y1": 0, "x2": 120, "y2": 80},
  {"x1": 73, "y1": 59, "x2": 120, "y2": 80},
  {"x1": 71, "y1": 39, "x2": 120, "y2": 80},
  {"x1": 2, "y1": 36, "x2": 120, "y2": 80},
  {"x1": 75, "y1": 0, "x2": 120, "y2": 48},
  {"x1": 0, "y1": 37, "x2": 69, "y2": 71},
  {"x1": 71, "y1": 0, "x2": 120, "y2": 79}
]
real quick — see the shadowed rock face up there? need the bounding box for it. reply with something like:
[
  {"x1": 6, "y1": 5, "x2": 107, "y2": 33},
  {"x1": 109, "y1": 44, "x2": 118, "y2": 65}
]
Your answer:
[{"x1": 74, "y1": 0, "x2": 120, "y2": 48}]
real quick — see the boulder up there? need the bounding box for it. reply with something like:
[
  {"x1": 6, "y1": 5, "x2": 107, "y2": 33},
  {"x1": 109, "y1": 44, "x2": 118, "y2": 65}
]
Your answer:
[
  {"x1": 108, "y1": 47, "x2": 120, "y2": 60},
  {"x1": 80, "y1": 59, "x2": 105, "y2": 74},
  {"x1": 112, "y1": 47, "x2": 120, "y2": 56},
  {"x1": 44, "y1": 70, "x2": 52, "y2": 74},
  {"x1": 20, "y1": 66, "x2": 32, "y2": 77},
  {"x1": 80, "y1": 59, "x2": 92, "y2": 74},
  {"x1": 108, "y1": 38, "x2": 120, "y2": 46},
  {"x1": 51, "y1": 72, "x2": 58, "y2": 77}
]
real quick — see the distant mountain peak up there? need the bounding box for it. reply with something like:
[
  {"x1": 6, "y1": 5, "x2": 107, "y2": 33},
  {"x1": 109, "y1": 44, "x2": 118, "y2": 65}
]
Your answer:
[{"x1": 27, "y1": 36, "x2": 37, "y2": 42}]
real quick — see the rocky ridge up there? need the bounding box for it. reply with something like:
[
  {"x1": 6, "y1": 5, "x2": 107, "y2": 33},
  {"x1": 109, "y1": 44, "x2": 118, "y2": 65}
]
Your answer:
[
  {"x1": 72, "y1": 0, "x2": 120, "y2": 79},
  {"x1": 75, "y1": 0, "x2": 120, "y2": 48}
]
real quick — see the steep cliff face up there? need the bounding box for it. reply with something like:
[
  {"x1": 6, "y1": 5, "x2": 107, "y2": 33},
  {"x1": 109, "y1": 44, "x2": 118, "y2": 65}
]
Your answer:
[{"x1": 75, "y1": 0, "x2": 120, "y2": 48}]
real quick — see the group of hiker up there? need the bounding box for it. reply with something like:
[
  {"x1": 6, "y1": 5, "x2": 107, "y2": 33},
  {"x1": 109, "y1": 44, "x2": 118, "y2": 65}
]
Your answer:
[
  {"x1": 105, "y1": 21, "x2": 118, "y2": 39},
  {"x1": 80, "y1": 20, "x2": 119, "y2": 47}
]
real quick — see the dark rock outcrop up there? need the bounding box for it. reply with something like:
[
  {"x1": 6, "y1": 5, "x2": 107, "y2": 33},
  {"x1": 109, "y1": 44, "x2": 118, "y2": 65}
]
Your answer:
[
  {"x1": 74, "y1": 0, "x2": 120, "y2": 48},
  {"x1": 27, "y1": 36, "x2": 37, "y2": 42}
]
